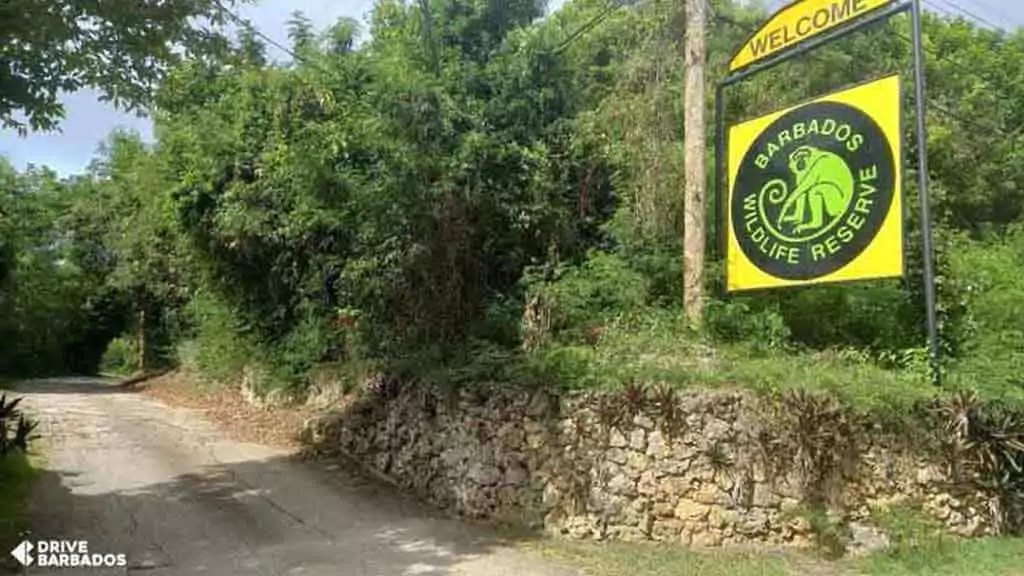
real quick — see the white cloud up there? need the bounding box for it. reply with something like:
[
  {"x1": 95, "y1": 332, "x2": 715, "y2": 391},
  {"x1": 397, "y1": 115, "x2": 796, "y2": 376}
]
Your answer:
[{"x1": 0, "y1": 0, "x2": 371, "y2": 176}]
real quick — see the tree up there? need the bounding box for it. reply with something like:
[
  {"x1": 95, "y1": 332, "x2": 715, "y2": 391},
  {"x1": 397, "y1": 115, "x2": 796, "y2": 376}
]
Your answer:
[
  {"x1": 3, "y1": 0, "x2": 1024, "y2": 395},
  {"x1": 0, "y1": 0, "x2": 247, "y2": 134},
  {"x1": 0, "y1": 160, "x2": 113, "y2": 375},
  {"x1": 86, "y1": 131, "x2": 187, "y2": 372}
]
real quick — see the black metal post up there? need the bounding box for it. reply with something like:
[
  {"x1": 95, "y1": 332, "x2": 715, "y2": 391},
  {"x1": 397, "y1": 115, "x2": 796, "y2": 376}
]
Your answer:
[
  {"x1": 910, "y1": 0, "x2": 941, "y2": 386},
  {"x1": 714, "y1": 82, "x2": 726, "y2": 264},
  {"x1": 713, "y1": 82, "x2": 731, "y2": 298}
]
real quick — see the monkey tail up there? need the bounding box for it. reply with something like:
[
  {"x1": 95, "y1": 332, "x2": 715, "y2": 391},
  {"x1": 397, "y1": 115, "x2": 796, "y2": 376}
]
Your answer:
[{"x1": 760, "y1": 179, "x2": 789, "y2": 205}]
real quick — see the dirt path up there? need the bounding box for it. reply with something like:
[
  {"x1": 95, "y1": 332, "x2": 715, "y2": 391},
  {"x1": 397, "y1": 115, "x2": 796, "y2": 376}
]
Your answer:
[{"x1": 13, "y1": 377, "x2": 580, "y2": 576}]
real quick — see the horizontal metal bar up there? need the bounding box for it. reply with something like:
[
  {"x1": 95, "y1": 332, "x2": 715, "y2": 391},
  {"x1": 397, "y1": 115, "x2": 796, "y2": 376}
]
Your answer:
[{"x1": 723, "y1": 1, "x2": 912, "y2": 87}]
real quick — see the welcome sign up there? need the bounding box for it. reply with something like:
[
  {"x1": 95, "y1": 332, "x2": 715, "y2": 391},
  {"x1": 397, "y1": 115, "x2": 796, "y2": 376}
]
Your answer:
[
  {"x1": 725, "y1": 74, "x2": 903, "y2": 292},
  {"x1": 729, "y1": 0, "x2": 896, "y2": 72}
]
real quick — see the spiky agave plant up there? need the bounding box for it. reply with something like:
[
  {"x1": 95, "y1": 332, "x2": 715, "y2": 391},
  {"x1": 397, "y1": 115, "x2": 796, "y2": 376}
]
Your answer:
[
  {"x1": 620, "y1": 380, "x2": 648, "y2": 422},
  {"x1": 652, "y1": 382, "x2": 683, "y2": 438},
  {"x1": 937, "y1": 391, "x2": 1024, "y2": 533},
  {"x1": 0, "y1": 394, "x2": 38, "y2": 458},
  {"x1": 777, "y1": 389, "x2": 860, "y2": 506}
]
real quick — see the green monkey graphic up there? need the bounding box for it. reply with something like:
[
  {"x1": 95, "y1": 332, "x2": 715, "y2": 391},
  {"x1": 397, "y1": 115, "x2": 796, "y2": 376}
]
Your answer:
[{"x1": 776, "y1": 145, "x2": 855, "y2": 235}]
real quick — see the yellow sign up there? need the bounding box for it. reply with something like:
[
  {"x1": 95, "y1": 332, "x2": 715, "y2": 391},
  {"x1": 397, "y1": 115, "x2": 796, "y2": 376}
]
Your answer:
[
  {"x1": 729, "y1": 0, "x2": 895, "y2": 72},
  {"x1": 725, "y1": 74, "x2": 903, "y2": 293}
]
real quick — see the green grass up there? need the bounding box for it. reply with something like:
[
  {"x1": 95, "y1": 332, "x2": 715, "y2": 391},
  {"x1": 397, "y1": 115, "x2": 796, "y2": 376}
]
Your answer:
[
  {"x1": 848, "y1": 503, "x2": 1024, "y2": 575},
  {"x1": 856, "y1": 537, "x2": 1024, "y2": 576},
  {"x1": 535, "y1": 537, "x2": 1024, "y2": 576},
  {"x1": 0, "y1": 450, "x2": 37, "y2": 571},
  {"x1": 538, "y1": 540, "x2": 794, "y2": 576},
  {"x1": 318, "y1": 305, "x2": 1018, "y2": 418},
  {"x1": 535, "y1": 317, "x2": 939, "y2": 410},
  {"x1": 525, "y1": 307, "x2": 1023, "y2": 415}
]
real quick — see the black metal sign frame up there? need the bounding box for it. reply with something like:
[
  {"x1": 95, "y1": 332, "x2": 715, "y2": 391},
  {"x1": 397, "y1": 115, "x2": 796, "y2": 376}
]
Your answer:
[{"x1": 713, "y1": 0, "x2": 941, "y2": 385}]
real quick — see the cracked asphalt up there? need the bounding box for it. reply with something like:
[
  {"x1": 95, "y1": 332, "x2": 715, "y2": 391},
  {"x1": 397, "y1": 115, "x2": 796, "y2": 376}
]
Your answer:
[{"x1": 13, "y1": 378, "x2": 580, "y2": 576}]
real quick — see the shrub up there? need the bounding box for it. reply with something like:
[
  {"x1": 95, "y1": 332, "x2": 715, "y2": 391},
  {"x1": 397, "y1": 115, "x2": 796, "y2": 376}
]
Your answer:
[
  {"x1": 706, "y1": 297, "x2": 790, "y2": 352},
  {"x1": 189, "y1": 291, "x2": 259, "y2": 384},
  {"x1": 947, "y1": 227, "x2": 1024, "y2": 395},
  {"x1": 776, "y1": 281, "x2": 919, "y2": 354},
  {"x1": 100, "y1": 336, "x2": 136, "y2": 376},
  {"x1": 525, "y1": 250, "x2": 650, "y2": 343}
]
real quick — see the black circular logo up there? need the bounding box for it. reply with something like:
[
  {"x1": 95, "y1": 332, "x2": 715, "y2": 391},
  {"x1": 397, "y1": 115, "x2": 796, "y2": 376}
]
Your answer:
[{"x1": 731, "y1": 101, "x2": 896, "y2": 281}]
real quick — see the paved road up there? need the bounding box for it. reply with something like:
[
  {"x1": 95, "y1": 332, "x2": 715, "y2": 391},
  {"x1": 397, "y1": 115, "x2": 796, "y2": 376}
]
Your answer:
[{"x1": 13, "y1": 378, "x2": 579, "y2": 576}]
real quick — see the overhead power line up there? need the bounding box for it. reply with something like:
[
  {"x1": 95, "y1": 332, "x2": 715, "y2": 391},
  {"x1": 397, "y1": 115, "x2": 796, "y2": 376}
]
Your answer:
[
  {"x1": 921, "y1": 0, "x2": 960, "y2": 21},
  {"x1": 925, "y1": 0, "x2": 1006, "y2": 32},
  {"x1": 215, "y1": 0, "x2": 626, "y2": 66},
  {"x1": 212, "y1": 0, "x2": 307, "y2": 64},
  {"x1": 211, "y1": 0, "x2": 354, "y2": 86},
  {"x1": 959, "y1": 0, "x2": 1024, "y2": 28},
  {"x1": 212, "y1": 0, "x2": 1019, "y2": 141},
  {"x1": 888, "y1": 31, "x2": 1018, "y2": 139},
  {"x1": 552, "y1": 1, "x2": 624, "y2": 54},
  {"x1": 712, "y1": 9, "x2": 1018, "y2": 140}
]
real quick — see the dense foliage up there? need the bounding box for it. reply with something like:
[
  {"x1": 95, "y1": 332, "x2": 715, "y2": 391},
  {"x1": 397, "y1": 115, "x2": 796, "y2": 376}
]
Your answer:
[
  {"x1": 1, "y1": 0, "x2": 1022, "y2": 403},
  {"x1": 0, "y1": 0, "x2": 247, "y2": 133}
]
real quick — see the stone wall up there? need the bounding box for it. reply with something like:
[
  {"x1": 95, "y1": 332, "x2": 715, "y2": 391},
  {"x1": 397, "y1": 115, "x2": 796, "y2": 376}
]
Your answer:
[{"x1": 305, "y1": 384, "x2": 996, "y2": 552}]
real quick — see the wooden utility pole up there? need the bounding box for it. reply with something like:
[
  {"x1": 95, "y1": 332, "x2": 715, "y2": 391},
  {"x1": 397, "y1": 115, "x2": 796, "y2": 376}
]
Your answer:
[{"x1": 683, "y1": 0, "x2": 707, "y2": 326}]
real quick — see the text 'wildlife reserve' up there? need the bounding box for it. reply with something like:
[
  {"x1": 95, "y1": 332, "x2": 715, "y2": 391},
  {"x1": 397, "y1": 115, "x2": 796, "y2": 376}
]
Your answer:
[{"x1": 725, "y1": 74, "x2": 903, "y2": 291}]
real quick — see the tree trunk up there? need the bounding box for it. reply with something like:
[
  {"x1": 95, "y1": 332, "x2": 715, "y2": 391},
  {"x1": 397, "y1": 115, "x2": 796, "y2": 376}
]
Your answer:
[
  {"x1": 136, "y1": 307, "x2": 146, "y2": 373},
  {"x1": 683, "y1": 0, "x2": 707, "y2": 327}
]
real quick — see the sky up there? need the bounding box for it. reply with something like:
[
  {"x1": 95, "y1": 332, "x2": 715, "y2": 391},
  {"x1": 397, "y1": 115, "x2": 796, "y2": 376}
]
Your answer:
[
  {"x1": 1, "y1": 0, "x2": 1021, "y2": 177},
  {"x1": 0, "y1": 0, "x2": 381, "y2": 176}
]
